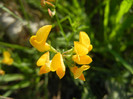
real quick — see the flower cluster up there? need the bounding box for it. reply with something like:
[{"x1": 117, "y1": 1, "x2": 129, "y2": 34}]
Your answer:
[
  {"x1": 0, "y1": 51, "x2": 14, "y2": 75},
  {"x1": 2, "y1": 51, "x2": 14, "y2": 65},
  {"x1": 30, "y1": 25, "x2": 93, "y2": 81},
  {"x1": 70, "y1": 31, "x2": 93, "y2": 81}
]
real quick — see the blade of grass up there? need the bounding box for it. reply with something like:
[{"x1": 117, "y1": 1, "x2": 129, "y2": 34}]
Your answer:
[
  {"x1": 0, "y1": 42, "x2": 35, "y2": 53},
  {"x1": 109, "y1": 0, "x2": 132, "y2": 39},
  {"x1": 0, "y1": 74, "x2": 24, "y2": 82},
  {"x1": 0, "y1": 4, "x2": 23, "y2": 22},
  {"x1": 109, "y1": 50, "x2": 133, "y2": 74},
  {"x1": 104, "y1": 0, "x2": 110, "y2": 42}
]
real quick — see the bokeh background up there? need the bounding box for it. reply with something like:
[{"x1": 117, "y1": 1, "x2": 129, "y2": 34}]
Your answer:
[{"x1": 0, "y1": 0, "x2": 133, "y2": 99}]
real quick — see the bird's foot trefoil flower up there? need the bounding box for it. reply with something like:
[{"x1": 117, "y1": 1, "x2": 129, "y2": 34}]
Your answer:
[
  {"x1": 37, "y1": 52, "x2": 65, "y2": 79},
  {"x1": 30, "y1": 25, "x2": 57, "y2": 52},
  {"x1": 30, "y1": 25, "x2": 93, "y2": 81},
  {"x1": 70, "y1": 65, "x2": 90, "y2": 81}
]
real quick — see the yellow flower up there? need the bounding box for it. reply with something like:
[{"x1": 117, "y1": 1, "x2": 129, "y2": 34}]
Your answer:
[
  {"x1": 70, "y1": 65, "x2": 90, "y2": 81},
  {"x1": 79, "y1": 31, "x2": 93, "y2": 52},
  {"x1": 30, "y1": 25, "x2": 52, "y2": 52},
  {"x1": 36, "y1": 52, "x2": 65, "y2": 79},
  {"x1": 74, "y1": 41, "x2": 88, "y2": 56},
  {"x1": 2, "y1": 51, "x2": 13, "y2": 65},
  {"x1": 36, "y1": 52, "x2": 51, "y2": 74},
  {"x1": 50, "y1": 52, "x2": 65, "y2": 79},
  {"x1": 0, "y1": 69, "x2": 5, "y2": 75},
  {"x1": 72, "y1": 31, "x2": 93, "y2": 65},
  {"x1": 72, "y1": 55, "x2": 92, "y2": 65}
]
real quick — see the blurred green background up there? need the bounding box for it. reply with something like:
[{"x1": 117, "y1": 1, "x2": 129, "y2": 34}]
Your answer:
[{"x1": 0, "y1": 0, "x2": 133, "y2": 99}]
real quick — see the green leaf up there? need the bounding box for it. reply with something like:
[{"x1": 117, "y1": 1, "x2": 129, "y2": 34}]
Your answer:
[
  {"x1": 109, "y1": 0, "x2": 132, "y2": 39},
  {"x1": 0, "y1": 74, "x2": 24, "y2": 82},
  {"x1": 104, "y1": 0, "x2": 110, "y2": 41},
  {"x1": 109, "y1": 50, "x2": 133, "y2": 74},
  {"x1": 116, "y1": 0, "x2": 132, "y2": 24},
  {"x1": 0, "y1": 81, "x2": 30, "y2": 90}
]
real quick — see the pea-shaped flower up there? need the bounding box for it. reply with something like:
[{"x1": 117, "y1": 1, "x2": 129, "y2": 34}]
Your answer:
[
  {"x1": 37, "y1": 52, "x2": 65, "y2": 79},
  {"x1": 79, "y1": 31, "x2": 93, "y2": 52},
  {"x1": 37, "y1": 51, "x2": 51, "y2": 74},
  {"x1": 72, "y1": 55, "x2": 92, "y2": 65},
  {"x1": 70, "y1": 65, "x2": 90, "y2": 81},
  {"x1": 50, "y1": 52, "x2": 66, "y2": 79},
  {"x1": 30, "y1": 25, "x2": 52, "y2": 52},
  {"x1": 73, "y1": 31, "x2": 93, "y2": 65}
]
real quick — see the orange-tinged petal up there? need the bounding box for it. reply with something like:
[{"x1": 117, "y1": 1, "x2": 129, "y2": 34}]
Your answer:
[
  {"x1": 56, "y1": 67, "x2": 65, "y2": 79},
  {"x1": 39, "y1": 65, "x2": 50, "y2": 75},
  {"x1": 74, "y1": 65, "x2": 90, "y2": 79},
  {"x1": 74, "y1": 41, "x2": 88, "y2": 56},
  {"x1": 36, "y1": 52, "x2": 49, "y2": 66},
  {"x1": 74, "y1": 67, "x2": 83, "y2": 79},
  {"x1": 50, "y1": 53, "x2": 65, "y2": 73},
  {"x1": 29, "y1": 25, "x2": 52, "y2": 52},
  {"x1": 72, "y1": 55, "x2": 92, "y2": 65},
  {"x1": 70, "y1": 66, "x2": 86, "y2": 81},
  {"x1": 79, "y1": 31, "x2": 90, "y2": 48},
  {"x1": 79, "y1": 74, "x2": 85, "y2": 81},
  {"x1": 70, "y1": 66, "x2": 78, "y2": 73}
]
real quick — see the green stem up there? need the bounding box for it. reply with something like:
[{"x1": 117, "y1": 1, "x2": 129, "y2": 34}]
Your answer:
[
  {"x1": 63, "y1": 48, "x2": 74, "y2": 54},
  {"x1": 55, "y1": 13, "x2": 69, "y2": 43},
  {"x1": 0, "y1": 4, "x2": 23, "y2": 22},
  {"x1": 50, "y1": 46, "x2": 58, "y2": 53},
  {"x1": 55, "y1": 0, "x2": 69, "y2": 45}
]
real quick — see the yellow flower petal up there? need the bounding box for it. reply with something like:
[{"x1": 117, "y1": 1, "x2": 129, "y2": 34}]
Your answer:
[
  {"x1": 29, "y1": 25, "x2": 52, "y2": 52},
  {"x1": 70, "y1": 66, "x2": 78, "y2": 73},
  {"x1": 74, "y1": 41, "x2": 88, "y2": 56},
  {"x1": 50, "y1": 53, "x2": 65, "y2": 79},
  {"x1": 80, "y1": 65, "x2": 90, "y2": 71},
  {"x1": 39, "y1": 65, "x2": 51, "y2": 75},
  {"x1": 74, "y1": 65, "x2": 90, "y2": 79},
  {"x1": 72, "y1": 55, "x2": 92, "y2": 65},
  {"x1": 50, "y1": 53, "x2": 60, "y2": 71},
  {"x1": 70, "y1": 66, "x2": 83, "y2": 79},
  {"x1": 2, "y1": 51, "x2": 13, "y2": 65},
  {"x1": 78, "y1": 74, "x2": 85, "y2": 81},
  {"x1": 79, "y1": 31, "x2": 93, "y2": 52},
  {"x1": 79, "y1": 31, "x2": 90, "y2": 48},
  {"x1": 36, "y1": 25, "x2": 52, "y2": 42},
  {"x1": 50, "y1": 53, "x2": 65, "y2": 71},
  {"x1": 74, "y1": 67, "x2": 83, "y2": 79},
  {"x1": 56, "y1": 67, "x2": 65, "y2": 79},
  {"x1": 3, "y1": 51, "x2": 11, "y2": 58},
  {"x1": 88, "y1": 44, "x2": 93, "y2": 52},
  {"x1": 70, "y1": 66, "x2": 86, "y2": 81},
  {"x1": 7, "y1": 59, "x2": 13, "y2": 65},
  {"x1": 36, "y1": 52, "x2": 49, "y2": 66}
]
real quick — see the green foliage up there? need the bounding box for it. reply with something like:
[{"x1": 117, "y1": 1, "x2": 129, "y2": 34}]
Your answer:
[{"x1": 0, "y1": 0, "x2": 133, "y2": 99}]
